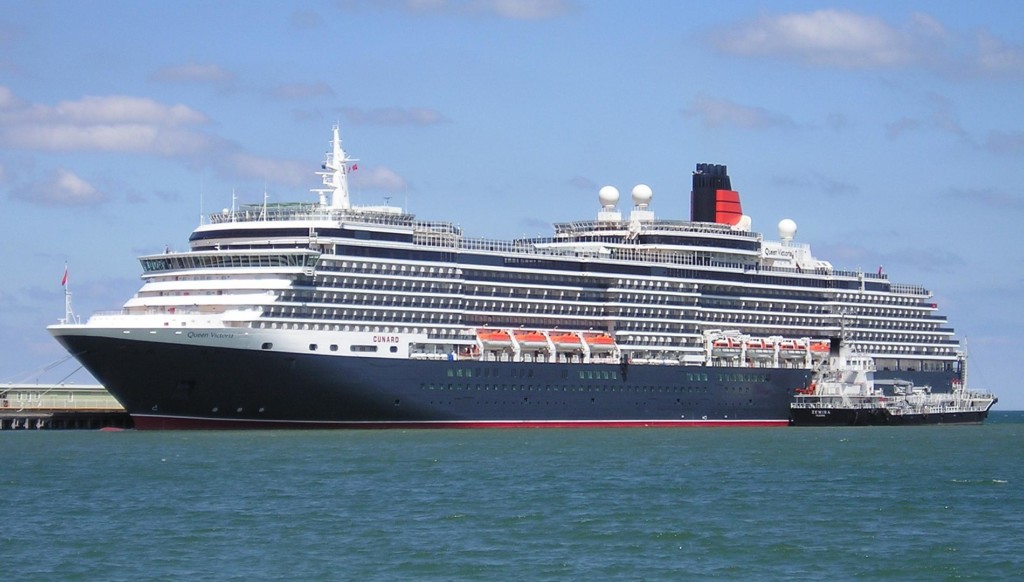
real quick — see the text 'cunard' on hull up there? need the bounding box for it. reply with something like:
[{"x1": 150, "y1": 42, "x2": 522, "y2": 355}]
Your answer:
[{"x1": 49, "y1": 126, "x2": 977, "y2": 429}]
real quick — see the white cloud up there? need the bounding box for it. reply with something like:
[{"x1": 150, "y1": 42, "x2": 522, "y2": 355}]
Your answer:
[
  {"x1": 975, "y1": 30, "x2": 1024, "y2": 75},
  {"x1": 885, "y1": 94, "x2": 970, "y2": 144},
  {"x1": 273, "y1": 81, "x2": 335, "y2": 100},
  {"x1": 485, "y1": 0, "x2": 575, "y2": 20},
  {"x1": 713, "y1": 10, "x2": 915, "y2": 69},
  {"x1": 149, "y1": 62, "x2": 236, "y2": 85},
  {"x1": 364, "y1": 0, "x2": 577, "y2": 20},
  {"x1": 55, "y1": 95, "x2": 207, "y2": 126},
  {"x1": 342, "y1": 106, "x2": 449, "y2": 126},
  {"x1": 4, "y1": 124, "x2": 213, "y2": 156},
  {"x1": 0, "y1": 85, "x2": 19, "y2": 108},
  {"x1": 711, "y1": 9, "x2": 1024, "y2": 78},
  {"x1": 351, "y1": 166, "x2": 409, "y2": 191},
  {"x1": 0, "y1": 87, "x2": 211, "y2": 156},
  {"x1": 682, "y1": 94, "x2": 796, "y2": 130},
  {"x1": 226, "y1": 152, "x2": 310, "y2": 186},
  {"x1": 13, "y1": 168, "x2": 107, "y2": 207},
  {"x1": 984, "y1": 130, "x2": 1024, "y2": 155},
  {"x1": 569, "y1": 175, "x2": 597, "y2": 191},
  {"x1": 772, "y1": 172, "x2": 858, "y2": 197},
  {"x1": 945, "y1": 186, "x2": 1024, "y2": 211}
]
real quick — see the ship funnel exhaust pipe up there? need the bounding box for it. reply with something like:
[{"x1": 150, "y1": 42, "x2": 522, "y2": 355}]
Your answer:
[{"x1": 691, "y1": 163, "x2": 742, "y2": 225}]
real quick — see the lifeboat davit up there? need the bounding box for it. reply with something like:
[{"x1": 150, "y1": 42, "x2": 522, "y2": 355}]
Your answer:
[
  {"x1": 746, "y1": 338, "x2": 774, "y2": 360},
  {"x1": 779, "y1": 339, "x2": 808, "y2": 360}
]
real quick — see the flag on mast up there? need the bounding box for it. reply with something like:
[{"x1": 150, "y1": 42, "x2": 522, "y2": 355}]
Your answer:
[{"x1": 61, "y1": 264, "x2": 68, "y2": 287}]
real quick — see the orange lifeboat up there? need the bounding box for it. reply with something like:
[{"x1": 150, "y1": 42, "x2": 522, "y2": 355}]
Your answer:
[
  {"x1": 794, "y1": 382, "x2": 817, "y2": 395},
  {"x1": 550, "y1": 333, "x2": 582, "y2": 350},
  {"x1": 477, "y1": 330, "x2": 512, "y2": 348},
  {"x1": 514, "y1": 331, "x2": 548, "y2": 349},
  {"x1": 711, "y1": 337, "x2": 741, "y2": 357},
  {"x1": 585, "y1": 333, "x2": 616, "y2": 352},
  {"x1": 809, "y1": 340, "x2": 830, "y2": 357}
]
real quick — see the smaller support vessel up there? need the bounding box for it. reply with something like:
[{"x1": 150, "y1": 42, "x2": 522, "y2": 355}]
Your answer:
[{"x1": 789, "y1": 338, "x2": 997, "y2": 426}]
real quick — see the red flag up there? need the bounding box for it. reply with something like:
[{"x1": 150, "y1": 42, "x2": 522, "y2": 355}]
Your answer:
[
  {"x1": 351, "y1": 163, "x2": 358, "y2": 172},
  {"x1": 61, "y1": 265, "x2": 68, "y2": 287}
]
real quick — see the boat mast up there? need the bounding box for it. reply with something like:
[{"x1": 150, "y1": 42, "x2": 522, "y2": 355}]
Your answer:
[
  {"x1": 315, "y1": 124, "x2": 359, "y2": 210},
  {"x1": 60, "y1": 264, "x2": 79, "y2": 325}
]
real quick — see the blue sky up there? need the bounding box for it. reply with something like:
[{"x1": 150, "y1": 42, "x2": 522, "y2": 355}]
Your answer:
[{"x1": 2, "y1": 1, "x2": 1022, "y2": 408}]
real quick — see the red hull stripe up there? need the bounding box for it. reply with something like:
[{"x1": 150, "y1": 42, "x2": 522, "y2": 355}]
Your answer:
[{"x1": 132, "y1": 415, "x2": 788, "y2": 430}]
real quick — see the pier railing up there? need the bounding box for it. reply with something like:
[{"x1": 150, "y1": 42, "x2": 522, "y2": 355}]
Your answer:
[{"x1": 1, "y1": 384, "x2": 124, "y2": 412}]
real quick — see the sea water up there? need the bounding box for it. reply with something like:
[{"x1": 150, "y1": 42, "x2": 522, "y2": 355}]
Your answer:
[{"x1": 3, "y1": 412, "x2": 1022, "y2": 580}]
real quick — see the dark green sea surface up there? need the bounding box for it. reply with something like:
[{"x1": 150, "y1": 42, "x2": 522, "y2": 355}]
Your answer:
[{"x1": 3, "y1": 412, "x2": 1023, "y2": 580}]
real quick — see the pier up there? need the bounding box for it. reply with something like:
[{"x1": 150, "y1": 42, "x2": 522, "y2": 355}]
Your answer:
[{"x1": 0, "y1": 384, "x2": 132, "y2": 430}]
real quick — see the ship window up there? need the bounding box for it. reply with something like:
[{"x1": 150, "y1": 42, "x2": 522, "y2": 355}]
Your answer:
[
  {"x1": 261, "y1": 342, "x2": 273, "y2": 350},
  {"x1": 330, "y1": 344, "x2": 339, "y2": 352},
  {"x1": 309, "y1": 344, "x2": 318, "y2": 351},
  {"x1": 350, "y1": 345, "x2": 378, "y2": 353},
  {"x1": 390, "y1": 346, "x2": 398, "y2": 353}
]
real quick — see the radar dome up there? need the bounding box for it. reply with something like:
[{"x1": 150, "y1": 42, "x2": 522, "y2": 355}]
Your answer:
[
  {"x1": 598, "y1": 185, "x2": 620, "y2": 208},
  {"x1": 631, "y1": 184, "x2": 653, "y2": 206},
  {"x1": 778, "y1": 218, "x2": 797, "y2": 241}
]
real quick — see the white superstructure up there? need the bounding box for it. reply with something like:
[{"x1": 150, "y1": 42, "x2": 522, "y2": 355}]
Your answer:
[{"x1": 60, "y1": 126, "x2": 964, "y2": 380}]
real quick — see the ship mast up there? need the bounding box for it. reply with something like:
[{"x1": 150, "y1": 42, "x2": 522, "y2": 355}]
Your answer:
[
  {"x1": 60, "y1": 264, "x2": 79, "y2": 325},
  {"x1": 314, "y1": 124, "x2": 359, "y2": 209}
]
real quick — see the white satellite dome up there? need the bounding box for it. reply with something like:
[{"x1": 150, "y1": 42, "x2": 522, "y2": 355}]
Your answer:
[
  {"x1": 778, "y1": 218, "x2": 797, "y2": 241},
  {"x1": 598, "y1": 185, "x2": 620, "y2": 208},
  {"x1": 631, "y1": 184, "x2": 653, "y2": 206}
]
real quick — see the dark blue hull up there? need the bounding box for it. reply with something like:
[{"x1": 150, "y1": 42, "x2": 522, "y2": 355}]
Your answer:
[{"x1": 55, "y1": 334, "x2": 813, "y2": 429}]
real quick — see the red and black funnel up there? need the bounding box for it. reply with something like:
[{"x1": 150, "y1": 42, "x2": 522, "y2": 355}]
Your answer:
[{"x1": 691, "y1": 163, "x2": 743, "y2": 225}]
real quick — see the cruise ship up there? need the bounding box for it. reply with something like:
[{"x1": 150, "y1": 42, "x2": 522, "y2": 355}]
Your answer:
[{"x1": 49, "y1": 126, "x2": 967, "y2": 429}]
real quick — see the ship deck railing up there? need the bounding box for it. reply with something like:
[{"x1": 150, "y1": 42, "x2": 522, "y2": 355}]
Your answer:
[
  {"x1": 197, "y1": 202, "x2": 931, "y2": 292},
  {"x1": 552, "y1": 219, "x2": 764, "y2": 239},
  {"x1": 413, "y1": 233, "x2": 914, "y2": 290}
]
